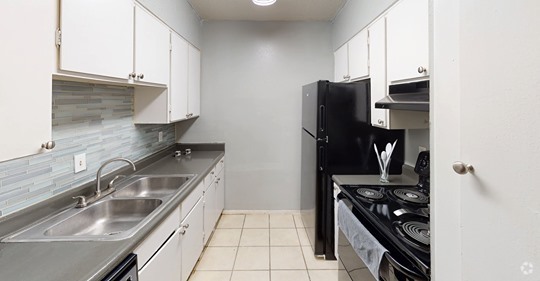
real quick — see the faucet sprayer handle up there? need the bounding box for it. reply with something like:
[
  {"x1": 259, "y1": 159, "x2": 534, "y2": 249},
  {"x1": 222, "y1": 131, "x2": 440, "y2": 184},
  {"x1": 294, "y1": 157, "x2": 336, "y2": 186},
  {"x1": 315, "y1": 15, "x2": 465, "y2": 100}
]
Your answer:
[{"x1": 108, "y1": 175, "x2": 126, "y2": 189}]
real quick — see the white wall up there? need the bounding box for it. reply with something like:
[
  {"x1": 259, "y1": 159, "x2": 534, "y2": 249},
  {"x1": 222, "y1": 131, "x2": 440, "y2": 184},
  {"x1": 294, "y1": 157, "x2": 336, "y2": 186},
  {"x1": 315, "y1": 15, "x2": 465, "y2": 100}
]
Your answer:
[
  {"x1": 136, "y1": 0, "x2": 201, "y2": 47},
  {"x1": 176, "y1": 21, "x2": 333, "y2": 210},
  {"x1": 331, "y1": 0, "x2": 397, "y2": 50}
]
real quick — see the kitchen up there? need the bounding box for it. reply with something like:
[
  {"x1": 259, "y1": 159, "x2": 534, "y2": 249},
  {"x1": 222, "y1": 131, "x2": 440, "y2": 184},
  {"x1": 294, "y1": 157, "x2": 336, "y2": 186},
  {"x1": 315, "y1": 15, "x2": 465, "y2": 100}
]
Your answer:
[{"x1": 0, "y1": 0, "x2": 538, "y2": 281}]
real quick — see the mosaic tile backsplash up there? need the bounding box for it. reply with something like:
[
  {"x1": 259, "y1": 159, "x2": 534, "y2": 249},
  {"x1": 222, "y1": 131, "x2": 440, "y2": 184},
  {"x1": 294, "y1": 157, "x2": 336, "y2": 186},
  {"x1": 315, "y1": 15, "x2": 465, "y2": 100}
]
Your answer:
[{"x1": 0, "y1": 81, "x2": 175, "y2": 216}]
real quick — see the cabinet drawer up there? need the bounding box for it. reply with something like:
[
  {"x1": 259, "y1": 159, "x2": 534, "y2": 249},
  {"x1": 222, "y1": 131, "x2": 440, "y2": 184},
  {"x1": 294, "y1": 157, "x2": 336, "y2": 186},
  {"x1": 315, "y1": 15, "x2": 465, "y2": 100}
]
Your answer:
[
  {"x1": 215, "y1": 157, "x2": 225, "y2": 174},
  {"x1": 134, "y1": 206, "x2": 180, "y2": 268},
  {"x1": 181, "y1": 182, "x2": 204, "y2": 220},
  {"x1": 204, "y1": 167, "x2": 216, "y2": 190}
]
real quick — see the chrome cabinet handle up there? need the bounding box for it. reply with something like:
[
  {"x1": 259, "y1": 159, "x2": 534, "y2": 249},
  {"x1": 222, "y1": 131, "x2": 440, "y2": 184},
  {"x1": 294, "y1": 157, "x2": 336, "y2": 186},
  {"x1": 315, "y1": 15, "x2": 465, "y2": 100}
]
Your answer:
[
  {"x1": 377, "y1": 119, "x2": 384, "y2": 125},
  {"x1": 342, "y1": 74, "x2": 350, "y2": 80},
  {"x1": 452, "y1": 161, "x2": 474, "y2": 175},
  {"x1": 417, "y1": 66, "x2": 427, "y2": 74},
  {"x1": 137, "y1": 73, "x2": 144, "y2": 80},
  {"x1": 41, "y1": 141, "x2": 56, "y2": 150},
  {"x1": 129, "y1": 72, "x2": 136, "y2": 79}
]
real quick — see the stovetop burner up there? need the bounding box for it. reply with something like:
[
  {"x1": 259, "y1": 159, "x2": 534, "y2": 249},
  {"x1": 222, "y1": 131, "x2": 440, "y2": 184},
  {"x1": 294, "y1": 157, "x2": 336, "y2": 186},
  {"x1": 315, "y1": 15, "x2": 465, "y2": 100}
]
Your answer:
[
  {"x1": 395, "y1": 220, "x2": 430, "y2": 252},
  {"x1": 355, "y1": 188, "x2": 384, "y2": 201},
  {"x1": 393, "y1": 189, "x2": 429, "y2": 205}
]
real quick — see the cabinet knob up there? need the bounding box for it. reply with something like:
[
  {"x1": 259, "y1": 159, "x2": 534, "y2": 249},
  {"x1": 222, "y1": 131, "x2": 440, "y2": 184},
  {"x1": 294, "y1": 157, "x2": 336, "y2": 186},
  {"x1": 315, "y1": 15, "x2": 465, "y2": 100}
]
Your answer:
[
  {"x1": 186, "y1": 114, "x2": 190, "y2": 118},
  {"x1": 129, "y1": 72, "x2": 136, "y2": 79},
  {"x1": 342, "y1": 75, "x2": 350, "y2": 80},
  {"x1": 377, "y1": 119, "x2": 384, "y2": 125},
  {"x1": 417, "y1": 66, "x2": 427, "y2": 74},
  {"x1": 41, "y1": 141, "x2": 56, "y2": 150},
  {"x1": 137, "y1": 73, "x2": 144, "y2": 80},
  {"x1": 452, "y1": 161, "x2": 474, "y2": 175},
  {"x1": 184, "y1": 224, "x2": 190, "y2": 229}
]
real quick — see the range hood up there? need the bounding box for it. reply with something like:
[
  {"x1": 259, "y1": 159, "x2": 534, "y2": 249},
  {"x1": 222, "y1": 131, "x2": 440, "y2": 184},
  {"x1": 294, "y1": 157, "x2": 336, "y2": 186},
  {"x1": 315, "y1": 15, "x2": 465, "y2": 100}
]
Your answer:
[{"x1": 375, "y1": 81, "x2": 429, "y2": 112}]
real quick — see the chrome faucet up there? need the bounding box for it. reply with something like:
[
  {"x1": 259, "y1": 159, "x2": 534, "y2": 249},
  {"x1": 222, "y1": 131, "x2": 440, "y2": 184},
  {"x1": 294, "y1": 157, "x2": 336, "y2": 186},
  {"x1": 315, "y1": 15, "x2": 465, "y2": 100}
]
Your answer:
[
  {"x1": 95, "y1": 158, "x2": 136, "y2": 195},
  {"x1": 74, "y1": 157, "x2": 136, "y2": 208}
]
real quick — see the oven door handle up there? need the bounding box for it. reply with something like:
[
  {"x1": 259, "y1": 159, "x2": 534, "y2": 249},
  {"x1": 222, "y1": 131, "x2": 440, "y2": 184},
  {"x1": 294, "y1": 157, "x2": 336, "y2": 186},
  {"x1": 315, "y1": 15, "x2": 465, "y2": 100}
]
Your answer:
[{"x1": 384, "y1": 252, "x2": 428, "y2": 281}]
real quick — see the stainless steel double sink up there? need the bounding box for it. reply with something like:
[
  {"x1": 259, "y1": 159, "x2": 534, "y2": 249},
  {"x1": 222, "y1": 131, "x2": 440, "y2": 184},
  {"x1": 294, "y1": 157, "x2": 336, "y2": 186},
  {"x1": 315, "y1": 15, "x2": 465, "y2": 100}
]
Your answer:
[{"x1": 3, "y1": 175, "x2": 195, "y2": 242}]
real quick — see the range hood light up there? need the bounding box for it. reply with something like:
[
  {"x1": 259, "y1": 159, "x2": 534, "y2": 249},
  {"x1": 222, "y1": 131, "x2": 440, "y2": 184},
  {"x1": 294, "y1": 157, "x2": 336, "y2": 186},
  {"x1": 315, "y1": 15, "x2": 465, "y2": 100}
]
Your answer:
[{"x1": 252, "y1": 0, "x2": 276, "y2": 6}]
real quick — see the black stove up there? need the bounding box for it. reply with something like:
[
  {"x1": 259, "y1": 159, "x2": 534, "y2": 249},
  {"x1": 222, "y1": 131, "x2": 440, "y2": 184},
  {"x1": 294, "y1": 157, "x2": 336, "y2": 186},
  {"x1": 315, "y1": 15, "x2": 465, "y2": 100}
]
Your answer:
[{"x1": 338, "y1": 151, "x2": 431, "y2": 280}]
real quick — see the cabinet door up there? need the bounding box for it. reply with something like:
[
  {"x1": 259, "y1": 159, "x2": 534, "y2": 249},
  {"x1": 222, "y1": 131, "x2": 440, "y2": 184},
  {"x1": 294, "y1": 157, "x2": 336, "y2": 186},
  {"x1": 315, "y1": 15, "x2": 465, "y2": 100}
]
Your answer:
[
  {"x1": 134, "y1": 6, "x2": 170, "y2": 85},
  {"x1": 188, "y1": 45, "x2": 201, "y2": 117},
  {"x1": 386, "y1": 0, "x2": 429, "y2": 83},
  {"x1": 203, "y1": 182, "x2": 217, "y2": 245},
  {"x1": 180, "y1": 198, "x2": 204, "y2": 281},
  {"x1": 170, "y1": 33, "x2": 189, "y2": 122},
  {"x1": 0, "y1": 0, "x2": 54, "y2": 162},
  {"x1": 59, "y1": 0, "x2": 133, "y2": 79},
  {"x1": 348, "y1": 29, "x2": 369, "y2": 81},
  {"x1": 334, "y1": 44, "x2": 349, "y2": 82},
  {"x1": 369, "y1": 18, "x2": 389, "y2": 129},
  {"x1": 215, "y1": 169, "x2": 225, "y2": 219},
  {"x1": 138, "y1": 228, "x2": 182, "y2": 281}
]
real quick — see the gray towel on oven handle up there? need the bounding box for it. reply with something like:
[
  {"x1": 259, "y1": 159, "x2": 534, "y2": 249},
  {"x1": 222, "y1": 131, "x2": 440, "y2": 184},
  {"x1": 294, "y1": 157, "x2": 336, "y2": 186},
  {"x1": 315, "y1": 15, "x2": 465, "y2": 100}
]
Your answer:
[{"x1": 338, "y1": 200, "x2": 388, "y2": 280}]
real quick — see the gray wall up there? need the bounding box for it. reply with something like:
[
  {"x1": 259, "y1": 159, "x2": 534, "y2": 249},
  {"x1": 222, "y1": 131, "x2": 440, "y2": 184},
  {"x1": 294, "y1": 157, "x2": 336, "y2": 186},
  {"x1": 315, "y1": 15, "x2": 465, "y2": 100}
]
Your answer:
[
  {"x1": 176, "y1": 21, "x2": 333, "y2": 210},
  {"x1": 331, "y1": 0, "x2": 397, "y2": 50},
  {"x1": 136, "y1": 0, "x2": 202, "y2": 47}
]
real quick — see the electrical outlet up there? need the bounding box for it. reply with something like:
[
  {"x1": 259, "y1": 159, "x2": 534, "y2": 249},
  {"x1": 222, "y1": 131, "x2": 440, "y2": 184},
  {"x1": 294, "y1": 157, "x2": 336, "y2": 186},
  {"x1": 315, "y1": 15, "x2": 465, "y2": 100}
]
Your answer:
[
  {"x1": 419, "y1": 146, "x2": 427, "y2": 153},
  {"x1": 158, "y1": 131, "x2": 163, "y2": 142},
  {"x1": 74, "y1": 153, "x2": 87, "y2": 173}
]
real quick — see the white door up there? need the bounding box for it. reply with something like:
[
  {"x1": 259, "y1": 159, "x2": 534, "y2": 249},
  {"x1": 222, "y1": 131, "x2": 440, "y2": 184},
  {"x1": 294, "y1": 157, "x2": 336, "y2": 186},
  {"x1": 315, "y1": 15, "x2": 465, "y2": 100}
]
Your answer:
[
  {"x1": 215, "y1": 169, "x2": 225, "y2": 219},
  {"x1": 134, "y1": 6, "x2": 170, "y2": 85},
  {"x1": 138, "y1": 229, "x2": 182, "y2": 281},
  {"x1": 368, "y1": 18, "x2": 388, "y2": 129},
  {"x1": 203, "y1": 182, "x2": 217, "y2": 245},
  {"x1": 188, "y1": 45, "x2": 201, "y2": 117},
  {"x1": 348, "y1": 29, "x2": 369, "y2": 81},
  {"x1": 333, "y1": 44, "x2": 348, "y2": 82},
  {"x1": 0, "y1": 0, "x2": 54, "y2": 162},
  {"x1": 60, "y1": 0, "x2": 133, "y2": 79},
  {"x1": 170, "y1": 33, "x2": 189, "y2": 122},
  {"x1": 386, "y1": 0, "x2": 428, "y2": 83},
  {"x1": 432, "y1": 1, "x2": 540, "y2": 280},
  {"x1": 181, "y1": 198, "x2": 204, "y2": 281}
]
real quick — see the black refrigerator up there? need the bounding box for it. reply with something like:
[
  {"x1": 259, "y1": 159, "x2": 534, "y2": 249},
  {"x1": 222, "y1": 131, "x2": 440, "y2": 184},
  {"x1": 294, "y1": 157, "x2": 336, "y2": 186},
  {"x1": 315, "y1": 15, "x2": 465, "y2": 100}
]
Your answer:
[{"x1": 300, "y1": 80, "x2": 404, "y2": 259}]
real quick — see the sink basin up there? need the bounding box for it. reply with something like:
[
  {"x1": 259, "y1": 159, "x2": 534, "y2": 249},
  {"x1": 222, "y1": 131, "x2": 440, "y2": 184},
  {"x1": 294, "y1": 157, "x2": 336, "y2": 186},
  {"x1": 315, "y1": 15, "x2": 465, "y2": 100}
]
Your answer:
[
  {"x1": 2, "y1": 174, "x2": 196, "y2": 242},
  {"x1": 43, "y1": 199, "x2": 162, "y2": 237},
  {"x1": 113, "y1": 175, "x2": 193, "y2": 198}
]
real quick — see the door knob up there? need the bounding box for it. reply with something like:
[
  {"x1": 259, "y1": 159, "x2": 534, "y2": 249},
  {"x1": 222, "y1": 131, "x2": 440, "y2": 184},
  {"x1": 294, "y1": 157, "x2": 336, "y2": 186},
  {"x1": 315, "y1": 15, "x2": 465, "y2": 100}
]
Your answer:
[
  {"x1": 452, "y1": 161, "x2": 474, "y2": 175},
  {"x1": 41, "y1": 141, "x2": 56, "y2": 150}
]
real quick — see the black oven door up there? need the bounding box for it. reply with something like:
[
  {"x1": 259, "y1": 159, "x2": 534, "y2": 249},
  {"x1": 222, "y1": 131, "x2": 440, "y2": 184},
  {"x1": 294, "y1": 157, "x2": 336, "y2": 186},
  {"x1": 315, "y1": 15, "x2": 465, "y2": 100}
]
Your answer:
[{"x1": 337, "y1": 198, "x2": 428, "y2": 281}]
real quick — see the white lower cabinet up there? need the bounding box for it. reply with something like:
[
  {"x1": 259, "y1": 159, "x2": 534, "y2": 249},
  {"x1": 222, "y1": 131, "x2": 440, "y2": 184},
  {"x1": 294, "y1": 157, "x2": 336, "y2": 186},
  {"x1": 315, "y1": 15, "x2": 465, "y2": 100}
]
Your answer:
[
  {"x1": 180, "y1": 198, "x2": 204, "y2": 281},
  {"x1": 136, "y1": 206, "x2": 181, "y2": 281},
  {"x1": 138, "y1": 228, "x2": 182, "y2": 281},
  {"x1": 203, "y1": 178, "x2": 217, "y2": 245},
  {"x1": 215, "y1": 168, "x2": 225, "y2": 221}
]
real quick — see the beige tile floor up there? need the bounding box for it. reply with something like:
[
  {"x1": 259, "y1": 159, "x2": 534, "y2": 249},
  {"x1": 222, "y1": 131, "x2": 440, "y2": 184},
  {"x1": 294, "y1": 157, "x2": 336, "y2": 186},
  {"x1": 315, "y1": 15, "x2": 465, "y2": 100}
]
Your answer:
[{"x1": 188, "y1": 213, "x2": 353, "y2": 281}]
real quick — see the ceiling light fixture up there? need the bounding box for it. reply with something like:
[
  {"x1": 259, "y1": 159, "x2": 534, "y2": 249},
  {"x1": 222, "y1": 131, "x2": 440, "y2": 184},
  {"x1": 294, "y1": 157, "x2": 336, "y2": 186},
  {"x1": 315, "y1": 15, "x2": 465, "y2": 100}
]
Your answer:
[{"x1": 252, "y1": 0, "x2": 276, "y2": 6}]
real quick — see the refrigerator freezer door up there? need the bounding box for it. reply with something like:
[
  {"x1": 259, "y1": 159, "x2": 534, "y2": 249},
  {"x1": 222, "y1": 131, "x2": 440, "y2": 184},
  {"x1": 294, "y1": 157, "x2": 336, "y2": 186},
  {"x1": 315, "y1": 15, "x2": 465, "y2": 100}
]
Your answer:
[{"x1": 302, "y1": 81, "x2": 325, "y2": 136}]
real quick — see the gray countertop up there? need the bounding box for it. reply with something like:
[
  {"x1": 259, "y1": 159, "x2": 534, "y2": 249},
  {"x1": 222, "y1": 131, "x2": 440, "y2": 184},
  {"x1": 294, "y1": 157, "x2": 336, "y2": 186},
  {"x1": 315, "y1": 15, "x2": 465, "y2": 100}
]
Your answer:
[
  {"x1": 332, "y1": 165, "x2": 418, "y2": 186},
  {"x1": 0, "y1": 147, "x2": 224, "y2": 281}
]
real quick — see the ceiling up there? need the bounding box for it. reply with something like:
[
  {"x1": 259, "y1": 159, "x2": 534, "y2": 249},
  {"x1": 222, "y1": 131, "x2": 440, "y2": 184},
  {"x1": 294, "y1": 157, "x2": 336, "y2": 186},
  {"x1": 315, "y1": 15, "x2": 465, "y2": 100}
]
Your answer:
[{"x1": 187, "y1": 0, "x2": 346, "y2": 21}]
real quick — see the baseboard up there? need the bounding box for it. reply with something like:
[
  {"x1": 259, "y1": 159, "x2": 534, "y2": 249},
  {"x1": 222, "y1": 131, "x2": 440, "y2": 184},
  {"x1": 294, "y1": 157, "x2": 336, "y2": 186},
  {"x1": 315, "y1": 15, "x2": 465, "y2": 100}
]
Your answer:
[{"x1": 222, "y1": 210, "x2": 301, "y2": 215}]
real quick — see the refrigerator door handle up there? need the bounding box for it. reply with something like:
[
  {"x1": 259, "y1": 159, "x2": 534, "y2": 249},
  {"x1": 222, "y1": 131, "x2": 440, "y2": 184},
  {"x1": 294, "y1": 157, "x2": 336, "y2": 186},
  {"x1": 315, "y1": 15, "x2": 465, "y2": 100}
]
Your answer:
[
  {"x1": 316, "y1": 136, "x2": 328, "y2": 143},
  {"x1": 319, "y1": 105, "x2": 325, "y2": 132}
]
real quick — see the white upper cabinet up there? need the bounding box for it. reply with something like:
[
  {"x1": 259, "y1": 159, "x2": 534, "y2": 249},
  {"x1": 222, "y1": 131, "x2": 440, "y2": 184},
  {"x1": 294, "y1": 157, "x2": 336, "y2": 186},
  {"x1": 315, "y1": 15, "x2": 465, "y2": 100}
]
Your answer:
[
  {"x1": 386, "y1": 0, "x2": 429, "y2": 83},
  {"x1": 334, "y1": 44, "x2": 348, "y2": 82},
  {"x1": 368, "y1": 18, "x2": 390, "y2": 129},
  {"x1": 334, "y1": 29, "x2": 369, "y2": 83},
  {"x1": 59, "y1": 0, "x2": 134, "y2": 80},
  {"x1": 134, "y1": 6, "x2": 171, "y2": 85},
  {"x1": 188, "y1": 45, "x2": 201, "y2": 118},
  {"x1": 0, "y1": 0, "x2": 55, "y2": 162},
  {"x1": 170, "y1": 33, "x2": 189, "y2": 122},
  {"x1": 348, "y1": 29, "x2": 369, "y2": 81}
]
